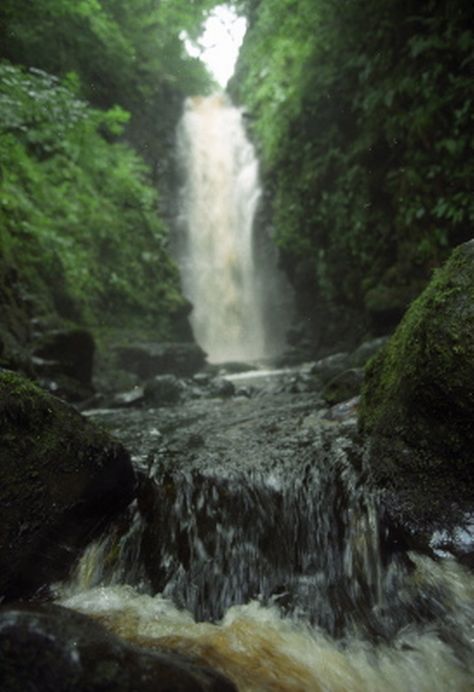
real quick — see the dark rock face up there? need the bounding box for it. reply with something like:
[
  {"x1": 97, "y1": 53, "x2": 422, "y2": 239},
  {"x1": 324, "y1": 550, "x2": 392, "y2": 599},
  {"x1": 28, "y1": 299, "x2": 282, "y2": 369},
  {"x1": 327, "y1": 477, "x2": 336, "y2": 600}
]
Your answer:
[
  {"x1": 0, "y1": 604, "x2": 237, "y2": 692},
  {"x1": 0, "y1": 371, "x2": 136, "y2": 599},
  {"x1": 144, "y1": 375, "x2": 184, "y2": 406},
  {"x1": 310, "y1": 352, "x2": 350, "y2": 384},
  {"x1": 322, "y1": 368, "x2": 364, "y2": 406},
  {"x1": 359, "y1": 240, "x2": 474, "y2": 551},
  {"x1": 116, "y1": 342, "x2": 207, "y2": 379},
  {"x1": 32, "y1": 328, "x2": 95, "y2": 383},
  {"x1": 350, "y1": 336, "x2": 389, "y2": 368},
  {"x1": 32, "y1": 328, "x2": 96, "y2": 401}
]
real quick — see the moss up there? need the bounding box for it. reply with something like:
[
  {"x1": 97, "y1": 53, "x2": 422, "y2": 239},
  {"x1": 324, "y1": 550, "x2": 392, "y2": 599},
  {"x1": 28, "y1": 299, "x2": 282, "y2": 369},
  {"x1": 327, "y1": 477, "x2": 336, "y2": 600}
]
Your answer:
[
  {"x1": 359, "y1": 240, "x2": 474, "y2": 527},
  {"x1": 0, "y1": 370, "x2": 135, "y2": 599},
  {"x1": 360, "y1": 241, "x2": 474, "y2": 442}
]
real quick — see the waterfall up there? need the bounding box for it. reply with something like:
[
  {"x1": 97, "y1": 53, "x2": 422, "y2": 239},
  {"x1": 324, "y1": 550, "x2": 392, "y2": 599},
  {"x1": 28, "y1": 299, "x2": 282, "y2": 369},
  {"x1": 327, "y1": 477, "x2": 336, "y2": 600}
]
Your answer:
[{"x1": 175, "y1": 94, "x2": 291, "y2": 364}]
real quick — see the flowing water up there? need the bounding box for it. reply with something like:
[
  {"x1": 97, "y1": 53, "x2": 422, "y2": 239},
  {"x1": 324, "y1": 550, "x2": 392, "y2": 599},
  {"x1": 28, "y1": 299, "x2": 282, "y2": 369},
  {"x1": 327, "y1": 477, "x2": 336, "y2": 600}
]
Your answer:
[
  {"x1": 51, "y1": 96, "x2": 473, "y2": 690},
  {"x1": 174, "y1": 94, "x2": 291, "y2": 364},
  {"x1": 56, "y1": 386, "x2": 474, "y2": 691}
]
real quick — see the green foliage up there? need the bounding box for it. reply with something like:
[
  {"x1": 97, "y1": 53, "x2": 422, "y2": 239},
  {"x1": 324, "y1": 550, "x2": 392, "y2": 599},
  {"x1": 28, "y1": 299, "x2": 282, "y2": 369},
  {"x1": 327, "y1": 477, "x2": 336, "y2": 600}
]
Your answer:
[
  {"x1": 0, "y1": 0, "x2": 215, "y2": 105},
  {"x1": 0, "y1": 0, "x2": 216, "y2": 172},
  {"x1": 234, "y1": 0, "x2": 474, "y2": 333},
  {"x1": 0, "y1": 62, "x2": 185, "y2": 336}
]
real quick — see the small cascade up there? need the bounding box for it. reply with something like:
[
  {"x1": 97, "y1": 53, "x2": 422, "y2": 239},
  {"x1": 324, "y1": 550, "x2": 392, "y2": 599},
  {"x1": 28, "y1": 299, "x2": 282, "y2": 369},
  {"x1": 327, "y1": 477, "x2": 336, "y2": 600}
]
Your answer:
[
  {"x1": 55, "y1": 390, "x2": 474, "y2": 690},
  {"x1": 137, "y1": 456, "x2": 388, "y2": 636},
  {"x1": 175, "y1": 94, "x2": 291, "y2": 363},
  {"x1": 58, "y1": 434, "x2": 474, "y2": 690}
]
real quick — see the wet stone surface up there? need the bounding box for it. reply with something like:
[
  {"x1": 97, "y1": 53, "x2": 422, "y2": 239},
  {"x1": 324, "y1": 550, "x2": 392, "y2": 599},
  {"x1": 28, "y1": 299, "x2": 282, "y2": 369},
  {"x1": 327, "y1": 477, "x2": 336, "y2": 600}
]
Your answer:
[{"x1": 83, "y1": 373, "x2": 417, "y2": 640}]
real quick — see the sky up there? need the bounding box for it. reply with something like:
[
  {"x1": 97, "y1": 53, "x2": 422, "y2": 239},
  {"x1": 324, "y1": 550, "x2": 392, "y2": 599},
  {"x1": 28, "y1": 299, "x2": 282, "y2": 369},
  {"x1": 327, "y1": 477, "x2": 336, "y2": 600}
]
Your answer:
[{"x1": 181, "y1": 4, "x2": 247, "y2": 88}]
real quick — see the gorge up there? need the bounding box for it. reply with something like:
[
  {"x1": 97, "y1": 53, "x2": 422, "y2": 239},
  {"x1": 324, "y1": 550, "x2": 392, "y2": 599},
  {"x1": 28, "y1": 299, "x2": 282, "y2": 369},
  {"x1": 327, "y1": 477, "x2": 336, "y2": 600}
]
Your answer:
[{"x1": 0, "y1": 1, "x2": 473, "y2": 690}]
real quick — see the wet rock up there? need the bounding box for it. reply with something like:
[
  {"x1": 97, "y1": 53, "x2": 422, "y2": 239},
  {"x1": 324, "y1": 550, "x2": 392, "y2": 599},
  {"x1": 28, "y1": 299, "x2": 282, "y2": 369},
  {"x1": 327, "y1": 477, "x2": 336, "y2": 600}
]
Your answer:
[
  {"x1": 428, "y1": 514, "x2": 474, "y2": 568},
  {"x1": 116, "y1": 342, "x2": 206, "y2": 379},
  {"x1": 349, "y1": 336, "x2": 390, "y2": 368},
  {"x1": 360, "y1": 240, "x2": 474, "y2": 540},
  {"x1": 0, "y1": 604, "x2": 237, "y2": 692},
  {"x1": 193, "y1": 372, "x2": 212, "y2": 386},
  {"x1": 0, "y1": 371, "x2": 135, "y2": 600},
  {"x1": 215, "y1": 361, "x2": 258, "y2": 375},
  {"x1": 324, "y1": 396, "x2": 360, "y2": 421},
  {"x1": 32, "y1": 328, "x2": 95, "y2": 385},
  {"x1": 112, "y1": 386, "x2": 145, "y2": 408},
  {"x1": 310, "y1": 352, "x2": 350, "y2": 383},
  {"x1": 209, "y1": 378, "x2": 235, "y2": 398},
  {"x1": 322, "y1": 368, "x2": 364, "y2": 405},
  {"x1": 144, "y1": 375, "x2": 184, "y2": 406}
]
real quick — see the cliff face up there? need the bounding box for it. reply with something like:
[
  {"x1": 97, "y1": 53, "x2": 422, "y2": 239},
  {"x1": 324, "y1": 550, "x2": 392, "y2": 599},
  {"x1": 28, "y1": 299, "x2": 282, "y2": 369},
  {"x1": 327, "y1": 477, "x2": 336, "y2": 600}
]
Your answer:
[{"x1": 231, "y1": 0, "x2": 473, "y2": 353}]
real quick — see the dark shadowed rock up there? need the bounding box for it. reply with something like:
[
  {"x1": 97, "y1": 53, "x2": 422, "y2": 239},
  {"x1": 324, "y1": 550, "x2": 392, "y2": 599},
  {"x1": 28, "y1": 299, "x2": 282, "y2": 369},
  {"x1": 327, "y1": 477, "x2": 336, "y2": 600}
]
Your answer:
[
  {"x1": 32, "y1": 328, "x2": 95, "y2": 384},
  {"x1": 322, "y1": 368, "x2": 364, "y2": 406},
  {"x1": 0, "y1": 371, "x2": 135, "y2": 600},
  {"x1": 0, "y1": 604, "x2": 237, "y2": 692},
  {"x1": 350, "y1": 336, "x2": 389, "y2": 368},
  {"x1": 209, "y1": 378, "x2": 235, "y2": 398},
  {"x1": 116, "y1": 342, "x2": 207, "y2": 378},
  {"x1": 310, "y1": 352, "x2": 350, "y2": 383},
  {"x1": 144, "y1": 375, "x2": 184, "y2": 406},
  {"x1": 359, "y1": 240, "x2": 474, "y2": 555}
]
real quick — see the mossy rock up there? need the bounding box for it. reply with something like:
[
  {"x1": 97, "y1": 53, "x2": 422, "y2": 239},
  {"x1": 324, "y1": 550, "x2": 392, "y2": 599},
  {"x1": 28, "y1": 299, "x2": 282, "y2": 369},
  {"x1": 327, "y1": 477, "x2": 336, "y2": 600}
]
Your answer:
[
  {"x1": 359, "y1": 240, "x2": 474, "y2": 534},
  {"x1": 323, "y1": 368, "x2": 364, "y2": 406},
  {"x1": 0, "y1": 371, "x2": 135, "y2": 599}
]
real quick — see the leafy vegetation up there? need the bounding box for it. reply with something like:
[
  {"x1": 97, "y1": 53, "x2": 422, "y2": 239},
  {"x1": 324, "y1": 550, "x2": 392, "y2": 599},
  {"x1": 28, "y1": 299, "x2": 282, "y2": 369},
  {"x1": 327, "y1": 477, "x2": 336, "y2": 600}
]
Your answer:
[
  {"x1": 232, "y1": 0, "x2": 474, "y2": 345},
  {"x1": 0, "y1": 0, "x2": 221, "y2": 357},
  {"x1": 0, "y1": 62, "x2": 186, "y2": 334}
]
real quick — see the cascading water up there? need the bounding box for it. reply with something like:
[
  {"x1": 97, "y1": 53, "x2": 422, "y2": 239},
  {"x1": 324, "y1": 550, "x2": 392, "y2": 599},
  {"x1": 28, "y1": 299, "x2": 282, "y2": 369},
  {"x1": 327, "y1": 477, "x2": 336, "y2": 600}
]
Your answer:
[
  {"x1": 175, "y1": 94, "x2": 291, "y2": 364},
  {"x1": 56, "y1": 391, "x2": 474, "y2": 691}
]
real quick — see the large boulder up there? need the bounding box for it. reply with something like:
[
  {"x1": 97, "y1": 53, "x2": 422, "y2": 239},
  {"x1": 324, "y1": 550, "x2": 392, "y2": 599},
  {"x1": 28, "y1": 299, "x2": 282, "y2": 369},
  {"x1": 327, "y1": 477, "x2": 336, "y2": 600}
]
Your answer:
[
  {"x1": 0, "y1": 604, "x2": 237, "y2": 692},
  {"x1": 359, "y1": 240, "x2": 474, "y2": 551},
  {"x1": 0, "y1": 371, "x2": 136, "y2": 599},
  {"x1": 116, "y1": 342, "x2": 206, "y2": 379}
]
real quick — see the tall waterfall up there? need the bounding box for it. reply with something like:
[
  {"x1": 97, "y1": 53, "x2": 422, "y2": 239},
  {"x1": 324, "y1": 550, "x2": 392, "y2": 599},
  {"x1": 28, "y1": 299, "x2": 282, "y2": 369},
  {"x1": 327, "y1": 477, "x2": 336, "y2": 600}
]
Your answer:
[{"x1": 175, "y1": 94, "x2": 290, "y2": 364}]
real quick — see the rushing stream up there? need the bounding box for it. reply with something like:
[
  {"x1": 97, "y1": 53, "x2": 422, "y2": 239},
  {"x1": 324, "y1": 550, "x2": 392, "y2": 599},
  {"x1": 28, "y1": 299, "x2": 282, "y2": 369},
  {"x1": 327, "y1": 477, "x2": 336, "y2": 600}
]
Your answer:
[{"x1": 55, "y1": 375, "x2": 474, "y2": 691}]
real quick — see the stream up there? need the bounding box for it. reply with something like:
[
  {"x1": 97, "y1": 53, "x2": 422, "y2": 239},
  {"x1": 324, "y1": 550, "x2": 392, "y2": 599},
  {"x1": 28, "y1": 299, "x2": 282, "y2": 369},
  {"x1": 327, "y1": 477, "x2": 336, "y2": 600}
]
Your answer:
[{"x1": 54, "y1": 367, "x2": 474, "y2": 691}]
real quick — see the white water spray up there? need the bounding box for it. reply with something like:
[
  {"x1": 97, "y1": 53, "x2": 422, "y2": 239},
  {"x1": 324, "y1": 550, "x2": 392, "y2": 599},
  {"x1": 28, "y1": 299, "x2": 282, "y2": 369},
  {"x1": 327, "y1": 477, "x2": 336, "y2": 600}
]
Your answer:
[{"x1": 175, "y1": 94, "x2": 290, "y2": 364}]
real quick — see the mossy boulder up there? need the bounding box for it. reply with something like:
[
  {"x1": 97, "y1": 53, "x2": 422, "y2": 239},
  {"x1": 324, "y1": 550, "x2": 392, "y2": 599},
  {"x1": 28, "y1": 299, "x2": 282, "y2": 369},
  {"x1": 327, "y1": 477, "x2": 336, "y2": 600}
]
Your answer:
[
  {"x1": 359, "y1": 240, "x2": 474, "y2": 541},
  {"x1": 0, "y1": 371, "x2": 135, "y2": 599}
]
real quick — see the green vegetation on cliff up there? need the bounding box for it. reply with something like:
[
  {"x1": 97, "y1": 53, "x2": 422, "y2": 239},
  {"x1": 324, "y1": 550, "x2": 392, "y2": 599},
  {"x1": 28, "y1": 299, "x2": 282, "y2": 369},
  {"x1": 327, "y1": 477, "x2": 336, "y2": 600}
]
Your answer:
[
  {"x1": 0, "y1": 0, "x2": 219, "y2": 360},
  {"x1": 0, "y1": 62, "x2": 184, "y2": 335},
  {"x1": 232, "y1": 0, "x2": 473, "y2": 344}
]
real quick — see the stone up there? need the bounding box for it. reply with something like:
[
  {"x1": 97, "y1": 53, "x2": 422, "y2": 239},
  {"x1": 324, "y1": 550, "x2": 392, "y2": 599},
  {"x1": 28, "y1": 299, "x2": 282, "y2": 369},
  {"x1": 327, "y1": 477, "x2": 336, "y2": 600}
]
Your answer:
[
  {"x1": 310, "y1": 352, "x2": 350, "y2": 384},
  {"x1": 359, "y1": 240, "x2": 474, "y2": 543},
  {"x1": 0, "y1": 371, "x2": 135, "y2": 599},
  {"x1": 116, "y1": 342, "x2": 206, "y2": 379},
  {"x1": 112, "y1": 386, "x2": 145, "y2": 408},
  {"x1": 0, "y1": 604, "x2": 237, "y2": 692},
  {"x1": 209, "y1": 378, "x2": 235, "y2": 398},
  {"x1": 144, "y1": 374, "x2": 184, "y2": 406},
  {"x1": 322, "y1": 368, "x2": 364, "y2": 405},
  {"x1": 32, "y1": 328, "x2": 95, "y2": 385},
  {"x1": 349, "y1": 336, "x2": 389, "y2": 368}
]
